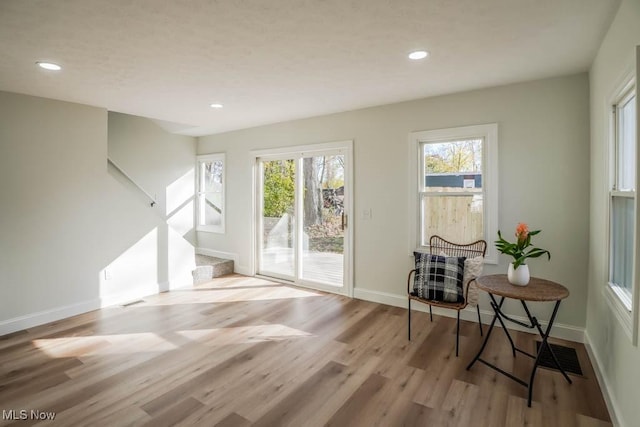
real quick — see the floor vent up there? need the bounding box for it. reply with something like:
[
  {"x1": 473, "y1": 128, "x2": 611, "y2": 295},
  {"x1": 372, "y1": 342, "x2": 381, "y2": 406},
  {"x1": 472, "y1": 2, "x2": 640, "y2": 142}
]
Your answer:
[
  {"x1": 535, "y1": 341, "x2": 583, "y2": 376},
  {"x1": 122, "y1": 300, "x2": 145, "y2": 307}
]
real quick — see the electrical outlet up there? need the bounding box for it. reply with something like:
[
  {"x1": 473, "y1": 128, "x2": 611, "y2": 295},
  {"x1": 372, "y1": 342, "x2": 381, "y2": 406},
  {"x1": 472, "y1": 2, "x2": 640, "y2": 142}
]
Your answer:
[
  {"x1": 104, "y1": 269, "x2": 113, "y2": 280},
  {"x1": 362, "y1": 208, "x2": 372, "y2": 220}
]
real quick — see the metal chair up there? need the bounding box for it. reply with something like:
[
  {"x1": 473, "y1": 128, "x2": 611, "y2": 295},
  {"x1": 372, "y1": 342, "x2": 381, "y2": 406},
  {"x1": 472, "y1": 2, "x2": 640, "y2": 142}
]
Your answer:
[{"x1": 407, "y1": 235, "x2": 487, "y2": 356}]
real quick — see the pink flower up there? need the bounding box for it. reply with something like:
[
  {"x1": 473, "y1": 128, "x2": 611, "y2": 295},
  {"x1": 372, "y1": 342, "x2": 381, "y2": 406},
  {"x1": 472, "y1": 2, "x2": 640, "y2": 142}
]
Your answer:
[{"x1": 516, "y1": 223, "x2": 529, "y2": 243}]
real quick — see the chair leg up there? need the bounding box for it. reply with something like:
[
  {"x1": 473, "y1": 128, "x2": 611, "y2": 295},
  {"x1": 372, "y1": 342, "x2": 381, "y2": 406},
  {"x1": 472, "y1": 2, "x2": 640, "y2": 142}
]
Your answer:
[
  {"x1": 429, "y1": 305, "x2": 433, "y2": 322},
  {"x1": 408, "y1": 298, "x2": 412, "y2": 341},
  {"x1": 476, "y1": 304, "x2": 483, "y2": 336},
  {"x1": 456, "y1": 310, "x2": 460, "y2": 357}
]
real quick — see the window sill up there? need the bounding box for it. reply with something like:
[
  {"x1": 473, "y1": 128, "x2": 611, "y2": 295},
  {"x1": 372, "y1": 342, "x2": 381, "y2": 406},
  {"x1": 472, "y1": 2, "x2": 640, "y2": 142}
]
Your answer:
[{"x1": 603, "y1": 283, "x2": 634, "y2": 343}]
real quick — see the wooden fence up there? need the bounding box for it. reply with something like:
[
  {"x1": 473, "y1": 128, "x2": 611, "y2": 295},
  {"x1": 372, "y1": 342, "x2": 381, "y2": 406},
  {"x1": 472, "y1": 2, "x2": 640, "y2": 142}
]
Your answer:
[{"x1": 422, "y1": 194, "x2": 483, "y2": 245}]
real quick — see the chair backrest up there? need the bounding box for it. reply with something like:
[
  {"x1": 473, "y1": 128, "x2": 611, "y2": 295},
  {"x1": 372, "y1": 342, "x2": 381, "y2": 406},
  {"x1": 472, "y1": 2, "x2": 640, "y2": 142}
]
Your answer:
[{"x1": 429, "y1": 235, "x2": 487, "y2": 258}]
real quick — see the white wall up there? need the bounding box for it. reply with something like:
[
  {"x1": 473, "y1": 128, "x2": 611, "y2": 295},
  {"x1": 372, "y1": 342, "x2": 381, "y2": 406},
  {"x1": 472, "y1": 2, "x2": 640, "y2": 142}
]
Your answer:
[
  {"x1": 198, "y1": 73, "x2": 590, "y2": 331},
  {"x1": 107, "y1": 112, "x2": 198, "y2": 294},
  {"x1": 0, "y1": 92, "x2": 196, "y2": 334},
  {"x1": 587, "y1": 0, "x2": 640, "y2": 426}
]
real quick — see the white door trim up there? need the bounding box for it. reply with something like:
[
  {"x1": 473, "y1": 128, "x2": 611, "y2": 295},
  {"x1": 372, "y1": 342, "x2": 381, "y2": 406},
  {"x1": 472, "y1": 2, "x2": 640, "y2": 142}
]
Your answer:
[{"x1": 250, "y1": 140, "x2": 354, "y2": 297}]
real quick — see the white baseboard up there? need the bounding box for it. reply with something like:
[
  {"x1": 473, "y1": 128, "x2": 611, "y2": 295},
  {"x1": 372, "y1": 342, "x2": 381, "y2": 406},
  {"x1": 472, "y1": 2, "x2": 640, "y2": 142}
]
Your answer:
[
  {"x1": 235, "y1": 265, "x2": 253, "y2": 276},
  {"x1": 584, "y1": 331, "x2": 623, "y2": 427},
  {"x1": 168, "y1": 280, "x2": 193, "y2": 291},
  {"x1": 196, "y1": 248, "x2": 241, "y2": 272},
  {"x1": 158, "y1": 281, "x2": 171, "y2": 293},
  {"x1": 0, "y1": 299, "x2": 100, "y2": 336},
  {"x1": 195, "y1": 247, "x2": 237, "y2": 262},
  {"x1": 353, "y1": 288, "x2": 584, "y2": 343},
  {"x1": 0, "y1": 283, "x2": 169, "y2": 337}
]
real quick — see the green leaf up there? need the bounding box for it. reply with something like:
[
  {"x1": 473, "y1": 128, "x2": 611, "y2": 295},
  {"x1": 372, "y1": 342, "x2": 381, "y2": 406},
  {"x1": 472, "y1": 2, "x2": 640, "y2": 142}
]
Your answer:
[
  {"x1": 524, "y1": 248, "x2": 551, "y2": 260},
  {"x1": 513, "y1": 258, "x2": 526, "y2": 269}
]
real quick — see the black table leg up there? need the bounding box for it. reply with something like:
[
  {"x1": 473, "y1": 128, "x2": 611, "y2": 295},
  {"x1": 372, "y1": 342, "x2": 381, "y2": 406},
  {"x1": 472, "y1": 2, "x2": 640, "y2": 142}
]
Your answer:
[
  {"x1": 466, "y1": 296, "x2": 506, "y2": 370},
  {"x1": 468, "y1": 295, "x2": 572, "y2": 408},
  {"x1": 489, "y1": 294, "x2": 517, "y2": 357},
  {"x1": 408, "y1": 298, "x2": 411, "y2": 340},
  {"x1": 525, "y1": 300, "x2": 570, "y2": 407},
  {"x1": 521, "y1": 300, "x2": 572, "y2": 385}
]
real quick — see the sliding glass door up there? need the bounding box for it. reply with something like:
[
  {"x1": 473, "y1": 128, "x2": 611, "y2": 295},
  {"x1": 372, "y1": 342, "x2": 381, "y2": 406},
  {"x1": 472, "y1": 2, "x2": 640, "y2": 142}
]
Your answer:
[
  {"x1": 256, "y1": 144, "x2": 351, "y2": 295},
  {"x1": 259, "y1": 159, "x2": 296, "y2": 280},
  {"x1": 300, "y1": 154, "x2": 345, "y2": 286}
]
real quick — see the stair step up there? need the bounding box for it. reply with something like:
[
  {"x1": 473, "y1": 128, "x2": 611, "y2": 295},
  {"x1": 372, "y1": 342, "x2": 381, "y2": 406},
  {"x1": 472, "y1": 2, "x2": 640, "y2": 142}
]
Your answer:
[
  {"x1": 193, "y1": 266, "x2": 214, "y2": 285},
  {"x1": 193, "y1": 255, "x2": 234, "y2": 282}
]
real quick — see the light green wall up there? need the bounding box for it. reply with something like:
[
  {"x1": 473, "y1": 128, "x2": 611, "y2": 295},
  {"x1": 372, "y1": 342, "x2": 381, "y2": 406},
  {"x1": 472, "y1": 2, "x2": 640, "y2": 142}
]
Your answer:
[
  {"x1": 587, "y1": 0, "x2": 640, "y2": 426},
  {"x1": 0, "y1": 92, "x2": 110, "y2": 320},
  {"x1": 107, "y1": 112, "x2": 198, "y2": 295},
  {"x1": 0, "y1": 92, "x2": 196, "y2": 333},
  {"x1": 198, "y1": 73, "x2": 591, "y2": 329}
]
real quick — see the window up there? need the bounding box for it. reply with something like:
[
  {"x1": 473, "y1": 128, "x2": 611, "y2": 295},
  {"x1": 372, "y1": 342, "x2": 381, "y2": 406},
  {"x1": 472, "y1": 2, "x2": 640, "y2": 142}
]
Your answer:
[
  {"x1": 608, "y1": 80, "x2": 636, "y2": 311},
  {"x1": 409, "y1": 124, "x2": 498, "y2": 263},
  {"x1": 196, "y1": 153, "x2": 225, "y2": 233},
  {"x1": 604, "y1": 68, "x2": 639, "y2": 345}
]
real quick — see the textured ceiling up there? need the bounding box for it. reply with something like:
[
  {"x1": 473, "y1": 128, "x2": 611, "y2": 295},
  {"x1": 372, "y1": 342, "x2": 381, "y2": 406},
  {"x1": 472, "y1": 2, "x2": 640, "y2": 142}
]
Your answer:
[{"x1": 0, "y1": 0, "x2": 620, "y2": 136}]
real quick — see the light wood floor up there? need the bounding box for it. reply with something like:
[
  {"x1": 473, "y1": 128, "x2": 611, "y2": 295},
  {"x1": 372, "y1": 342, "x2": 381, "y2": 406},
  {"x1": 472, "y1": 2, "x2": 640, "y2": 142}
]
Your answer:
[{"x1": 0, "y1": 275, "x2": 611, "y2": 426}]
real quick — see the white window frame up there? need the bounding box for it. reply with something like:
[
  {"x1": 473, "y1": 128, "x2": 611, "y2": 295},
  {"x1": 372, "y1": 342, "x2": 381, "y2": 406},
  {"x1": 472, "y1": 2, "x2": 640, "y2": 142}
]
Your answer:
[
  {"x1": 604, "y1": 67, "x2": 638, "y2": 345},
  {"x1": 408, "y1": 123, "x2": 498, "y2": 263},
  {"x1": 196, "y1": 153, "x2": 226, "y2": 234}
]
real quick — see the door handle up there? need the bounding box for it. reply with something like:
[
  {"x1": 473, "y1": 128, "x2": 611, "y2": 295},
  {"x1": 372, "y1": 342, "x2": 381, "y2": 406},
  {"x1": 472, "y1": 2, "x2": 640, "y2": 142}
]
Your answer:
[{"x1": 342, "y1": 213, "x2": 347, "y2": 230}]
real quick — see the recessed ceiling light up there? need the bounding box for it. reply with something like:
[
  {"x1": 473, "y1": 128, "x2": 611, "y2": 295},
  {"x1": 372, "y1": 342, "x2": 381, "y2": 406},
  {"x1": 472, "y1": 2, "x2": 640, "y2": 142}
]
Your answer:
[
  {"x1": 210, "y1": 103, "x2": 223, "y2": 109},
  {"x1": 408, "y1": 50, "x2": 429, "y2": 60},
  {"x1": 36, "y1": 61, "x2": 62, "y2": 71}
]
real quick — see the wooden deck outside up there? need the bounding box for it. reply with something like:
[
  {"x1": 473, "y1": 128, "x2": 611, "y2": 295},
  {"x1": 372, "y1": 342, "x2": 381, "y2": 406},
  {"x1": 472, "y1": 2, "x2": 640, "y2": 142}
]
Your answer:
[{"x1": 260, "y1": 246, "x2": 343, "y2": 286}]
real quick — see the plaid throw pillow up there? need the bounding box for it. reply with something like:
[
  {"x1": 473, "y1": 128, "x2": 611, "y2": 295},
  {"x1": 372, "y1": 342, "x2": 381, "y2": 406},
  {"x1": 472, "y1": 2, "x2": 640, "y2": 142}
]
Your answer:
[{"x1": 413, "y1": 252, "x2": 465, "y2": 303}]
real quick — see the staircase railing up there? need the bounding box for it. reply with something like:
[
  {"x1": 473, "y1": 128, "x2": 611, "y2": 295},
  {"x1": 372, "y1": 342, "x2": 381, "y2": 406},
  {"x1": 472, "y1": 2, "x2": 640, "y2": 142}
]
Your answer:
[{"x1": 107, "y1": 157, "x2": 157, "y2": 207}]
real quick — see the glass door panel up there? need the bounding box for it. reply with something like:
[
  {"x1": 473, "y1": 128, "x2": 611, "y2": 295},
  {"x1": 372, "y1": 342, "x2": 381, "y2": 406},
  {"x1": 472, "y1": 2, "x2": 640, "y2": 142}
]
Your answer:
[
  {"x1": 259, "y1": 159, "x2": 296, "y2": 279},
  {"x1": 301, "y1": 155, "x2": 344, "y2": 286},
  {"x1": 256, "y1": 146, "x2": 350, "y2": 295}
]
